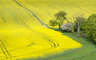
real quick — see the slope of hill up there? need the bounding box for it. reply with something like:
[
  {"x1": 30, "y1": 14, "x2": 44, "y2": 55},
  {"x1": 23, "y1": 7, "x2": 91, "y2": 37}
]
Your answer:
[
  {"x1": 17, "y1": 0, "x2": 96, "y2": 24},
  {"x1": 0, "y1": 0, "x2": 82, "y2": 60}
]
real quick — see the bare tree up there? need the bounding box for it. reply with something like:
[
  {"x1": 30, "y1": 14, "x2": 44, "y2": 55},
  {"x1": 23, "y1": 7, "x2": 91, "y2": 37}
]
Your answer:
[
  {"x1": 67, "y1": 13, "x2": 85, "y2": 34},
  {"x1": 76, "y1": 16, "x2": 85, "y2": 36}
]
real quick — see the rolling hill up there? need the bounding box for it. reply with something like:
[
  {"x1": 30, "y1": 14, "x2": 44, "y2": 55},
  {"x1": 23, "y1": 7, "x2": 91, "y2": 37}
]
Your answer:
[{"x1": 2, "y1": 0, "x2": 95, "y2": 59}]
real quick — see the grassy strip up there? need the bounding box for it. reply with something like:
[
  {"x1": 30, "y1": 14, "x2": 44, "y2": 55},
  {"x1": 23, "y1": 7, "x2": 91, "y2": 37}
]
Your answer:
[{"x1": 48, "y1": 31, "x2": 96, "y2": 60}]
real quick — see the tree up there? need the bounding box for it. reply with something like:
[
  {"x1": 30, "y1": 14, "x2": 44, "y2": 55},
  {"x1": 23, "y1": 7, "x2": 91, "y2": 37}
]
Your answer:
[
  {"x1": 75, "y1": 16, "x2": 85, "y2": 36},
  {"x1": 67, "y1": 13, "x2": 85, "y2": 33},
  {"x1": 60, "y1": 23, "x2": 72, "y2": 32},
  {"x1": 49, "y1": 20, "x2": 58, "y2": 27},
  {"x1": 82, "y1": 14, "x2": 96, "y2": 42},
  {"x1": 55, "y1": 11, "x2": 67, "y2": 29}
]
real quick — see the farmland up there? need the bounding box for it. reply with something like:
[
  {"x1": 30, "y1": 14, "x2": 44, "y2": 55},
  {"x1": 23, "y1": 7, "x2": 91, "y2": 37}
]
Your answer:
[
  {"x1": 0, "y1": 0, "x2": 82, "y2": 60},
  {"x1": 17, "y1": 0, "x2": 96, "y2": 24},
  {"x1": 0, "y1": 0, "x2": 96, "y2": 60}
]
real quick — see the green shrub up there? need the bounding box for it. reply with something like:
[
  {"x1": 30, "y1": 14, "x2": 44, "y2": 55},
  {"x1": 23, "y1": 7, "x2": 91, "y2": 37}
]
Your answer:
[
  {"x1": 49, "y1": 20, "x2": 58, "y2": 27},
  {"x1": 81, "y1": 14, "x2": 96, "y2": 42}
]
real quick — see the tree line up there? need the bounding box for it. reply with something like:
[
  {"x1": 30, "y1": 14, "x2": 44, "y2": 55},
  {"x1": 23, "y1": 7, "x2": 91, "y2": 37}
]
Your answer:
[{"x1": 49, "y1": 11, "x2": 96, "y2": 42}]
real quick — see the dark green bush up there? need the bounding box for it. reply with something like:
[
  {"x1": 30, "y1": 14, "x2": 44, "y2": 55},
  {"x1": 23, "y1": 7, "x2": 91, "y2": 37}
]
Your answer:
[
  {"x1": 49, "y1": 20, "x2": 58, "y2": 27},
  {"x1": 81, "y1": 14, "x2": 96, "y2": 42}
]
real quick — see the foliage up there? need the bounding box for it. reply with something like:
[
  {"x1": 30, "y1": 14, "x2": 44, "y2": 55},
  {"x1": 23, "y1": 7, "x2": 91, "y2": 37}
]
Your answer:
[
  {"x1": 81, "y1": 14, "x2": 96, "y2": 42},
  {"x1": 74, "y1": 16, "x2": 86, "y2": 36},
  {"x1": 49, "y1": 11, "x2": 67, "y2": 28},
  {"x1": 75, "y1": 16, "x2": 86, "y2": 25},
  {"x1": 55, "y1": 11, "x2": 67, "y2": 20},
  {"x1": 55, "y1": 11, "x2": 67, "y2": 29},
  {"x1": 49, "y1": 20, "x2": 58, "y2": 27}
]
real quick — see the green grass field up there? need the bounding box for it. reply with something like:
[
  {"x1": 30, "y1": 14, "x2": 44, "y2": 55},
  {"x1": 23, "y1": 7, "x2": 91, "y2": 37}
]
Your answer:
[{"x1": 49, "y1": 32, "x2": 96, "y2": 60}]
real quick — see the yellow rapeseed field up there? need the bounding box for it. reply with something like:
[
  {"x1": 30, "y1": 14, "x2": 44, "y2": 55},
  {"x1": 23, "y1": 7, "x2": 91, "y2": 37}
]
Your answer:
[
  {"x1": 17, "y1": 0, "x2": 96, "y2": 24},
  {"x1": 0, "y1": 0, "x2": 82, "y2": 60}
]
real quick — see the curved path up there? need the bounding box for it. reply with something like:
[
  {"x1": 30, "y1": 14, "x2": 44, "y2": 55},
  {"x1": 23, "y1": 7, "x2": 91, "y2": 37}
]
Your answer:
[{"x1": 13, "y1": 0, "x2": 59, "y2": 48}]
